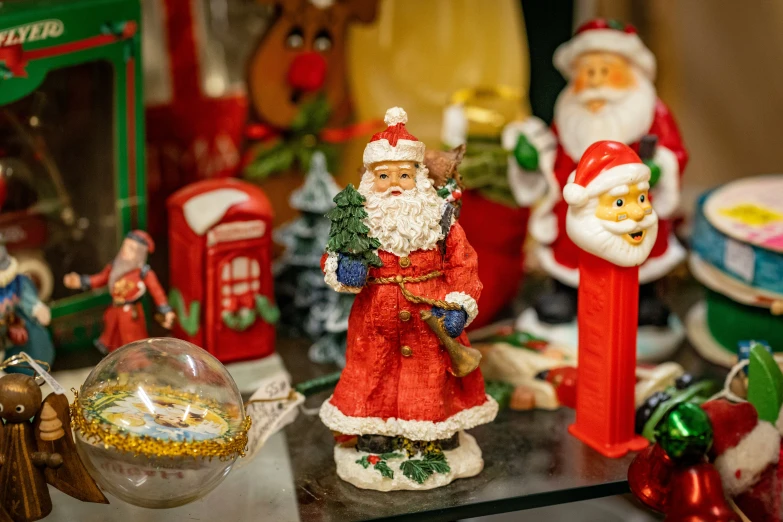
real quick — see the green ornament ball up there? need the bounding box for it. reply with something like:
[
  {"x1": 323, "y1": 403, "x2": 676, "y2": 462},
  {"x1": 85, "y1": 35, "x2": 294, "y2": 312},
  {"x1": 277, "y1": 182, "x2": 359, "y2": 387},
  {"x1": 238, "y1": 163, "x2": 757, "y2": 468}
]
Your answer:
[{"x1": 654, "y1": 402, "x2": 713, "y2": 463}]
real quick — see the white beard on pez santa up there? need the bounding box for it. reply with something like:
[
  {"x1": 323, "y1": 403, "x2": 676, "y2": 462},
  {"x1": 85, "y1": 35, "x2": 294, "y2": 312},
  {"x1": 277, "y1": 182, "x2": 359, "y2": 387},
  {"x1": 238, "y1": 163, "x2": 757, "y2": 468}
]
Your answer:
[
  {"x1": 358, "y1": 166, "x2": 445, "y2": 258},
  {"x1": 566, "y1": 182, "x2": 658, "y2": 268},
  {"x1": 554, "y1": 67, "x2": 657, "y2": 161}
]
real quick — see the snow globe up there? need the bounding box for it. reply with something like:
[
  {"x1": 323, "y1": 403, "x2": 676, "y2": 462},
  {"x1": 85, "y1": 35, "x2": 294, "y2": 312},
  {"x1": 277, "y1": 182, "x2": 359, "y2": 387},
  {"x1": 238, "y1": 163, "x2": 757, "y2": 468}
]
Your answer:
[{"x1": 72, "y1": 338, "x2": 249, "y2": 508}]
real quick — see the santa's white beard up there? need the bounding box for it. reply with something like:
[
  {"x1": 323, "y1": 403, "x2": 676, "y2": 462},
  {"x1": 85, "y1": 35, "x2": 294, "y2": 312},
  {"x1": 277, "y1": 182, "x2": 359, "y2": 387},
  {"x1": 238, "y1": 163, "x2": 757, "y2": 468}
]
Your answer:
[
  {"x1": 566, "y1": 200, "x2": 658, "y2": 267},
  {"x1": 554, "y1": 69, "x2": 657, "y2": 160},
  {"x1": 109, "y1": 250, "x2": 147, "y2": 287},
  {"x1": 358, "y1": 168, "x2": 444, "y2": 257}
]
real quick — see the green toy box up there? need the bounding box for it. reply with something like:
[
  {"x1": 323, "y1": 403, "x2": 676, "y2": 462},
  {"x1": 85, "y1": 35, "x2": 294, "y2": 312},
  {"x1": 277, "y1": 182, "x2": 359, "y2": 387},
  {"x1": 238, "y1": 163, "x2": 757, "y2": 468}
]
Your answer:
[{"x1": 0, "y1": 0, "x2": 145, "y2": 353}]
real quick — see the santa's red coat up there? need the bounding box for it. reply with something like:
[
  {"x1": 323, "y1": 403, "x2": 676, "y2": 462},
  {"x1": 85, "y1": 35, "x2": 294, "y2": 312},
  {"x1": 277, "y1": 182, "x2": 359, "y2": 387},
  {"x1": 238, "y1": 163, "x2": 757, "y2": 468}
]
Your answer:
[
  {"x1": 86, "y1": 264, "x2": 170, "y2": 351},
  {"x1": 541, "y1": 99, "x2": 687, "y2": 285},
  {"x1": 320, "y1": 223, "x2": 495, "y2": 440}
]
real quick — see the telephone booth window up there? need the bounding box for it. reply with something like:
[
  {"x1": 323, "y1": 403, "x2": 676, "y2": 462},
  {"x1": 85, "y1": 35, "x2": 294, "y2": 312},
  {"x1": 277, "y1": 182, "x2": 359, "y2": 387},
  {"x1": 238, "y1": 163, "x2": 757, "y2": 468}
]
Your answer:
[{"x1": 221, "y1": 256, "x2": 261, "y2": 309}]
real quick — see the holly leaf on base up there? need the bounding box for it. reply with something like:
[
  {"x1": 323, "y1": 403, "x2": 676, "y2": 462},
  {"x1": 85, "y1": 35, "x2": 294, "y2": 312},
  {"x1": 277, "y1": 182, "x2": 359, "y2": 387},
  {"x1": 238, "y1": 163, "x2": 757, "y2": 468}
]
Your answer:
[
  {"x1": 400, "y1": 460, "x2": 430, "y2": 484},
  {"x1": 424, "y1": 452, "x2": 451, "y2": 474},
  {"x1": 355, "y1": 456, "x2": 370, "y2": 469},
  {"x1": 374, "y1": 461, "x2": 394, "y2": 479}
]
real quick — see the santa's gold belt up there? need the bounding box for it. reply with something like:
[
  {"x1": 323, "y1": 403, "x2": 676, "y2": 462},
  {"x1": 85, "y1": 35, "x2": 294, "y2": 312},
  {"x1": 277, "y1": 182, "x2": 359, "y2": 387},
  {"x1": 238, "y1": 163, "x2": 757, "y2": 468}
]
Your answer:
[{"x1": 367, "y1": 271, "x2": 461, "y2": 311}]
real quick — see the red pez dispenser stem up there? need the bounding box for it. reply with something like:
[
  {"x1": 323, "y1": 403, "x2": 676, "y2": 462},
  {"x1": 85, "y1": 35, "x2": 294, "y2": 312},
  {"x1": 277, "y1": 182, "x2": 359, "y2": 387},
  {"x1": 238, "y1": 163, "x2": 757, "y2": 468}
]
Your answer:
[{"x1": 568, "y1": 251, "x2": 649, "y2": 458}]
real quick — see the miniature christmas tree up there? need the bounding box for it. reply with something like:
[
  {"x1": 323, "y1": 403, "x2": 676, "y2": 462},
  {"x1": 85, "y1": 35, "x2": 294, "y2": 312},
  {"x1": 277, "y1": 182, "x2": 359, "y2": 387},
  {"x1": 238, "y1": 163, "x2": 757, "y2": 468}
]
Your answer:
[
  {"x1": 274, "y1": 152, "x2": 353, "y2": 366},
  {"x1": 38, "y1": 402, "x2": 65, "y2": 441},
  {"x1": 325, "y1": 185, "x2": 383, "y2": 267}
]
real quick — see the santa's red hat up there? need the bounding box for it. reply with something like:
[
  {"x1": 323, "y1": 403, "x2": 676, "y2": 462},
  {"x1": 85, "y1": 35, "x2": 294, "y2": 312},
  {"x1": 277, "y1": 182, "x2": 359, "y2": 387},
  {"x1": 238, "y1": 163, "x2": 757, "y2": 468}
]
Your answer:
[
  {"x1": 126, "y1": 230, "x2": 155, "y2": 253},
  {"x1": 363, "y1": 107, "x2": 425, "y2": 167},
  {"x1": 554, "y1": 19, "x2": 656, "y2": 80},
  {"x1": 702, "y1": 399, "x2": 780, "y2": 497},
  {"x1": 562, "y1": 140, "x2": 650, "y2": 207}
]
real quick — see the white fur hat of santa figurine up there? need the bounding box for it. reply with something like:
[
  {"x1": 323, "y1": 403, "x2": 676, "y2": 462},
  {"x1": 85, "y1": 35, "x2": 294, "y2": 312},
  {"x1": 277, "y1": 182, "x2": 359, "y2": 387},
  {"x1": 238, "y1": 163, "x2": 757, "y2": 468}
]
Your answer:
[
  {"x1": 562, "y1": 140, "x2": 650, "y2": 207},
  {"x1": 554, "y1": 19, "x2": 656, "y2": 80},
  {"x1": 702, "y1": 399, "x2": 780, "y2": 497},
  {"x1": 363, "y1": 107, "x2": 425, "y2": 167}
]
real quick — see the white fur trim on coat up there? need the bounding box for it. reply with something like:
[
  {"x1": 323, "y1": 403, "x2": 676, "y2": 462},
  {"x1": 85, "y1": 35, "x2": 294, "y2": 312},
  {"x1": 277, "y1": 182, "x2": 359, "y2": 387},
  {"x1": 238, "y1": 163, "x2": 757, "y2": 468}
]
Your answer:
[
  {"x1": 319, "y1": 395, "x2": 499, "y2": 441},
  {"x1": 502, "y1": 117, "x2": 558, "y2": 208},
  {"x1": 638, "y1": 233, "x2": 686, "y2": 284},
  {"x1": 563, "y1": 163, "x2": 651, "y2": 207},
  {"x1": 445, "y1": 291, "x2": 479, "y2": 327},
  {"x1": 323, "y1": 252, "x2": 362, "y2": 294},
  {"x1": 554, "y1": 29, "x2": 656, "y2": 80},
  {"x1": 650, "y1": 145, "x2": 681, "y2": 219},
  {"x1": 363, "y1": 139, "x2": 425, "y2": 167},
  {"x1": 714, "y1": 420, "x2": 780, "y2": 497},
  {"x1": 535, "y1": 245, "x2": 579, "y2": 287},
  {"x1": 535, "y1": 234, "x2": 685, "y2": 286}
]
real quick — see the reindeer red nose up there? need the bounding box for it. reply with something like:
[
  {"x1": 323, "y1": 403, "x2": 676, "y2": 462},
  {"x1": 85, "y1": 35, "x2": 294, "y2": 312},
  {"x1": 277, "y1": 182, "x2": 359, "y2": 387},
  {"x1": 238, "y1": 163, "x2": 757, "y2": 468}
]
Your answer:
[{"x1": 287, "y1": 52, "x2": 327, "y2": 92}]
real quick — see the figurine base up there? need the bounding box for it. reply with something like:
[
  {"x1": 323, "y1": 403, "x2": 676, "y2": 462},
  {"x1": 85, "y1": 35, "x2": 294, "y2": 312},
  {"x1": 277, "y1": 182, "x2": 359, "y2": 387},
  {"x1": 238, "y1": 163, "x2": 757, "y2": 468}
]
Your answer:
[
  {"x1": 516, "y1": 308, "x2": 684, "y2": 362},
  {"x1": 685, "y1": 301, "x2": 737, "y2": 368},
  {"x1": 334, "y1": 431, "x2": 483, "y2": 491},
  {"x1": 568, "y1": 424, "x2": 649, "y2": 459}
]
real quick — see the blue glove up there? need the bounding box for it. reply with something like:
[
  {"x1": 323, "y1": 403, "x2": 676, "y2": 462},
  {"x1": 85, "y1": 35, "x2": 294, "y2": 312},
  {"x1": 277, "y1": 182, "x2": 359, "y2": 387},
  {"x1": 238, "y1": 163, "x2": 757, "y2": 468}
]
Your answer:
[
  {"x1": 336, "y1": 254, "x2": 368, "y2": 287},
  {"x1": 431, "y1": 306, "x2": 468, "y2": 338}
]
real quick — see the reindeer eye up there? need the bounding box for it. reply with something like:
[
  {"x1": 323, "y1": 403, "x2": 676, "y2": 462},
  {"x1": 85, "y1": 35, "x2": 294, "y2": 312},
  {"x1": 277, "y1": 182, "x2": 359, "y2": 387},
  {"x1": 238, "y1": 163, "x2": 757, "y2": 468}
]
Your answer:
[
  {"x1": 15, "y1": 405, "x2": 24, "y2": 414},
  {"x1": 285, "y1": 28, "x2": 304, "y2": 49},
  {"x1": 615, "y1": 198, "x2": 625, "y2": 208},
  {"x1": 313, "y1": 30, "x2": 332, "y2": 52},
  {"x1": 639, "y1": 194, "x2": 646, "y2": 204}
]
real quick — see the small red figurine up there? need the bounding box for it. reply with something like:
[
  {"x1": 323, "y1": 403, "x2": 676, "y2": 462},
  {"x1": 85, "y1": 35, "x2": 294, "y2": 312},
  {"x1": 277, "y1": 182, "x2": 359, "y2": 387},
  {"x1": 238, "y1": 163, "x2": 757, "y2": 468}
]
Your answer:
[
  {"x1": 63, "y1": 231, "x2": 174, "y2": 354},
  {"x1": 564, "y1": 140, "x2": 657, "y2": 457}
]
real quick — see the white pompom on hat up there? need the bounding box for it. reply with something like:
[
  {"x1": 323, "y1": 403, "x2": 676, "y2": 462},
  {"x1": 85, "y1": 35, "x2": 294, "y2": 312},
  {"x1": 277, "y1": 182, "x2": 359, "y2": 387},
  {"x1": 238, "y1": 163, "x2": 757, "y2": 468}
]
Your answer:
[
  {"x1": 363, "y1": 107, "x2": 426, "y2": 167},
  {"x1": 562, "y1": 140, "x2": 650, "y2": 208},
  {"x1": 554, "y1": 19, "x2": 656, "y2": 80}
]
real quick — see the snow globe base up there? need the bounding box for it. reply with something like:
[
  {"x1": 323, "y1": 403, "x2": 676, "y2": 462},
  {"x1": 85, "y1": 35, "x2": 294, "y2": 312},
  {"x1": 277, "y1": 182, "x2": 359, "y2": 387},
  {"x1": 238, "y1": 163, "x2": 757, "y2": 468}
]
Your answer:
[
  {"x1": 334, "y1": 431, "x2": 483, "y2": 491},
  {"x1": 516, "y1": 308, "x2": 684, "y2": 362}
]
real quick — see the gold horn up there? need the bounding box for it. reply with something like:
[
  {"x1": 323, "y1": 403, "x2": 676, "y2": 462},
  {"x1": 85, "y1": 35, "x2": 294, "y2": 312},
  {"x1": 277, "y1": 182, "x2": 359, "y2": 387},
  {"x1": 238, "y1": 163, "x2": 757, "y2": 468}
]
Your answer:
[{"x1": 420, "y1": 310, "x2": 482, "y2": 378}]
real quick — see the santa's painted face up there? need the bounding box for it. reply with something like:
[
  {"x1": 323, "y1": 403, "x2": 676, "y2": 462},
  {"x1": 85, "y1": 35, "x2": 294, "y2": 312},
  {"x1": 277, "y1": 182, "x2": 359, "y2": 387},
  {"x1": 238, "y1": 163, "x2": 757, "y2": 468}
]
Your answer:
[
  {"x1": 359, "y1": 165, "x2": 444, "y2": 257},
  {"x1": 566, "y1": 182, "x2": 658, "y2": 267},
  {"x1": 370, "y1": 161, "x2": 417, "y2": 193},
  {"x1": 572, "y1": 52, "x2": 636, "y2": 112},
  {"x1": 554, "y1": 54, "x2": 656, "y2": 160},
  {"x1": 120, "y1": 238, "x2": 142, "y2": 261}
]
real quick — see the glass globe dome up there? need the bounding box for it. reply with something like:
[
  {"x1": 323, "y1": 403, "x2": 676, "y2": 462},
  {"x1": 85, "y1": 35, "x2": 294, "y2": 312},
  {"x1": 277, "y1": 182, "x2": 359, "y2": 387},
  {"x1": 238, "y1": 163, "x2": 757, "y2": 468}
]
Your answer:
[{"x1": 72, "y1": 338, "x2": 248, "y2": 508}]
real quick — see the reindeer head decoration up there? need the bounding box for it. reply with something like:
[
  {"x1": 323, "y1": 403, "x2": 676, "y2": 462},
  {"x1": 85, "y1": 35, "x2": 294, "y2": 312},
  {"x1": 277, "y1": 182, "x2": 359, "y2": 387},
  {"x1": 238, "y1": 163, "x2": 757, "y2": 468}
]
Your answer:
[{"x1": 247, "y1": 0, "x2": 379, "y2": 129}]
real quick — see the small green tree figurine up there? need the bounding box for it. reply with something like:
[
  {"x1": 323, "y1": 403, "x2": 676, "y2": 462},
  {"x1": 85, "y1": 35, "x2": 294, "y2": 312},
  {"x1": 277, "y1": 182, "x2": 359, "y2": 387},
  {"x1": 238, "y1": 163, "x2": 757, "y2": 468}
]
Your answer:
[{"x1": 325, "y1": 185, "x2": 383, "y2": 267}]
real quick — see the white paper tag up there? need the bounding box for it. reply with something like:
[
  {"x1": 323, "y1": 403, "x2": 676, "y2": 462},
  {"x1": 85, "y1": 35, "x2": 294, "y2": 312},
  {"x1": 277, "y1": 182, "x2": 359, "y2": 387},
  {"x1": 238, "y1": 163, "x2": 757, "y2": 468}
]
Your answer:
[
  {"x1": 241, "y1": 372, "x2": 304, "y2": 465},
  {"x1": 19, "y1": 352, "x2": 66, "y2": 395},
  {"x1": 724, "y1": 238, "x2": 755, "y2": 283}
]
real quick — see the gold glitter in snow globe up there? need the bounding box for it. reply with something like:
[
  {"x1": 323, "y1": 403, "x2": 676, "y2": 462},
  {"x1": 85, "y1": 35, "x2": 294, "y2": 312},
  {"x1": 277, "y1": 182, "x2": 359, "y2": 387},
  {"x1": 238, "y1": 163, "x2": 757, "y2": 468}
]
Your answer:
[{"x1": 72, "y1": 338, "x2": 249, "y2": 508}]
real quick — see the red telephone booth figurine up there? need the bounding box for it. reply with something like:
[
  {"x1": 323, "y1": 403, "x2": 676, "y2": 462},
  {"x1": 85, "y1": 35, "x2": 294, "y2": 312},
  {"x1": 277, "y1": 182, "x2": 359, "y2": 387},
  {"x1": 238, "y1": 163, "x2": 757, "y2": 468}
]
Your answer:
[{"x1": 167, "y1": 178, "x2": 276, "y2": 363}]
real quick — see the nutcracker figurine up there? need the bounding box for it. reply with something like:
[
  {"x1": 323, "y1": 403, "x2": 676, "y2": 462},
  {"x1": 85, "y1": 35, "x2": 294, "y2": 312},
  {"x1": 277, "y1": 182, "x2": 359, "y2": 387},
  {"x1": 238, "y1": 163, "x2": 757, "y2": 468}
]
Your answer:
[
  {"x1": 564, "y1": 140, "x2": 656, "y2": 457},
  {"x1": 63, "y1": 231, "x2": 173, "y2": 354},
  {"x1": 508, "y1": 19, "x2": 688, "y2": 360},
  {"x1": 319, "y1": 108, "x2": 498, "y2": 491}
]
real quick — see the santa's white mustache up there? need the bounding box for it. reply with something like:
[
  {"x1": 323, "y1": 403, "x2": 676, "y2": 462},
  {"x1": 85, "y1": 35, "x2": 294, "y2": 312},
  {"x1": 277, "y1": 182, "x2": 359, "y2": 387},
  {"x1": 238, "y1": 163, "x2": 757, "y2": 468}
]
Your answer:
[
  {"x1": 575, "y1": 87, "x2": 629, "y2": 104},
  {"x1": 375, "y1": 186, "x2": 415, "y2": 198},
  {"x1": 600, "y1": 212, "x2": 657, "y2": 235}
]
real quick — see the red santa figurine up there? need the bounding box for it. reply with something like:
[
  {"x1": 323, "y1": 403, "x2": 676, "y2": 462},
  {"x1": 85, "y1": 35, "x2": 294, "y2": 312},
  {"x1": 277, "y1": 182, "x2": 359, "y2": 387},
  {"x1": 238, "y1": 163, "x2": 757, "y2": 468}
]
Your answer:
[
  {"x1": 508, "y1": 19, "x2": 687, "y2": 360},
  {"x1": 319, "y1": 107, "x2": 498, "y2": 491},
  {"x1": 64, "y1": 231, "x2": 174, "y2": 354}
]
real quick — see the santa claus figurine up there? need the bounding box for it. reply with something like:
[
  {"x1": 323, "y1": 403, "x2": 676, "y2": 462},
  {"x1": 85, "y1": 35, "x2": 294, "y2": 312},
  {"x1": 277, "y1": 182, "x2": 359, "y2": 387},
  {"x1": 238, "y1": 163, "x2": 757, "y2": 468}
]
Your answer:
[
  {"x1": 508, "y1": 19, "x2": 687, "y2": 359},
  {"x1": 319, "y1": 107, "x2": 498, "y2": 491},
  {"x1": 63, "y1": 230, "x2": 174, "y2": 354}
]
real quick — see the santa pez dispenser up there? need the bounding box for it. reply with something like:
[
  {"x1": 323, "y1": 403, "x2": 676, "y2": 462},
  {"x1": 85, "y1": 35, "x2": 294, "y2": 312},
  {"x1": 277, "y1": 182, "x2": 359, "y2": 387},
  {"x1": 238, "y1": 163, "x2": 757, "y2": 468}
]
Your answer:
[{"x1": 563, "y1": 140, "x2": 658, "y2": 458}]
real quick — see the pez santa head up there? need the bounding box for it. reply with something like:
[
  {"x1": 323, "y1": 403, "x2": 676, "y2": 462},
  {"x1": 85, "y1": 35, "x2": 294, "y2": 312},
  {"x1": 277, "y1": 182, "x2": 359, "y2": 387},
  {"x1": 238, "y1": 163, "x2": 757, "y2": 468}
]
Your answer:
[{"x1": 564, "y1": 140, "x2": 658, "y2": 267}]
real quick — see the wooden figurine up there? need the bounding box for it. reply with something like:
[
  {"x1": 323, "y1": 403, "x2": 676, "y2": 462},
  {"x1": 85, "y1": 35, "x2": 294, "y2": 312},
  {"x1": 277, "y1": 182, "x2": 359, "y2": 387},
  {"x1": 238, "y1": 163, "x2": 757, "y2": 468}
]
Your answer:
[
  {"x1": 319, "y1": 108, "x2": 497, "y2": 491},
  {"x1": 243, "y1": 0, "x2": 380, "y2": 231},
  {"x1": 62, "y1": 231, "x2": 174, "y2": 354},
  {"x1": 508, "y1": 19, "x2": 688, "y2": 361},
  {"x1": 0, "y1": 374, "x2": 108, "y2": 522},
  {"x1": 563, "y1": 140, "x2": 657, "y2": 457}
]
